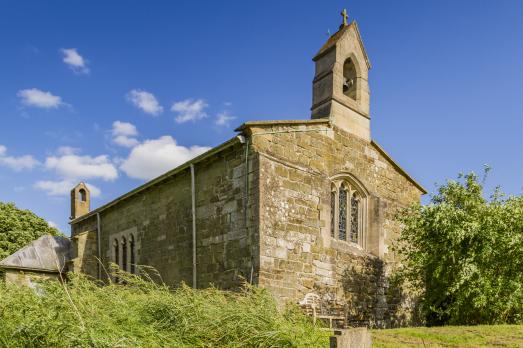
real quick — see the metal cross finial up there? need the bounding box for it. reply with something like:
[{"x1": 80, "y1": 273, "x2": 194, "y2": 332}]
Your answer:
[{"x1": 341, "y1": 9, "x2": 348, "y2": 27}]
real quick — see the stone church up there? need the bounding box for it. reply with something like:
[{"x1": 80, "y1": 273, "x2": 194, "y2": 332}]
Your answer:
[{"x1": 3, "y1": 14, "x2": 425, "y2": 328}]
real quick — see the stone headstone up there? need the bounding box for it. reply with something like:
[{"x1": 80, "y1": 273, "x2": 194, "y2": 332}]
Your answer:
[{"x1": 330, "y1": 328, "x2": 372, "y2": 348}]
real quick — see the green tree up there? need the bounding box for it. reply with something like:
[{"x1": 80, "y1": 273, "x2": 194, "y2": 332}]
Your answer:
[
  {"x1": 394, "y1": 171, "x2": 523, "y2": 325},
  {"x1": 0, "y1": 202, "x2": 60, "y2": 260}
]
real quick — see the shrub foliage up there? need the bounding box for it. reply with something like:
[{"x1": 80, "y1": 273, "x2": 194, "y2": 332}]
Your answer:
[
  {"x1": 0, "y1": 269, "x2": 329, "y2": 347},
  {"x1": 0, "y1": 202, "x2": 60, "y2": 260},
  {"x1": 394, "y1": 171, "x2": 523, "y2": 325}
]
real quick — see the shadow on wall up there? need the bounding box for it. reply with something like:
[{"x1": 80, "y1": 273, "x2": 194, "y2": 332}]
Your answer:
[{"x1": 341, "y1": 256, "x2": 422, "y2": 328}]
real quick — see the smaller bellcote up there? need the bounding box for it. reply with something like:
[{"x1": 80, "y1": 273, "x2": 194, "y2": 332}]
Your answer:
[
  {"x1": 70, "y1": 182, "x2": 90, "y2": 220},
  {"x1": 311, "y1": 11, "x2": 372, "y2": 141}
]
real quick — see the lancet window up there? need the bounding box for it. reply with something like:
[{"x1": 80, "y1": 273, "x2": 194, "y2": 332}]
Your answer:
[
  {"x1": 112, "y1": 233, "x2": 137, "y2": 275},
  {"x1": 330, "y1": 177, "x2": 366, "y2": 246}
]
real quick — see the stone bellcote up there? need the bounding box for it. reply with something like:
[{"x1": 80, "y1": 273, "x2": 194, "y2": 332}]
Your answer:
[
  {"x1": 70, "y1": 182, "x2": 90, "y2": 219},
  {"x1": 311, "y1": 19, "x2": 372, "y2": 141}
]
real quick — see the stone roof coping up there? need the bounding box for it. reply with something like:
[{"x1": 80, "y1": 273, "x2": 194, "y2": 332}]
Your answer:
[
  {"x1": 235, "y1": 119, "x2": 330, "y2": 132},
  {"x1": 371, "y1": 140, "x2": 427, "y2": 194}
]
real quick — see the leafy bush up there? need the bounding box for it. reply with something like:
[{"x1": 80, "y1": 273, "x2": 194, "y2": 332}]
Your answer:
[
  {"x1": 394, "y1": 170, "x2": 523, "y2": 325},
  {"x1": 0, "y1": 202, "x2": 60, "y2": 260},
  {"x1": 0, "y1": 269, "x2": 329, "y2": 347}
]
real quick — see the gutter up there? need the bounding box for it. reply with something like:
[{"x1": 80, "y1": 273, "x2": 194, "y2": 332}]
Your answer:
[{"x1": 96, "y1": 213, "x2": 102, "y2": 280}]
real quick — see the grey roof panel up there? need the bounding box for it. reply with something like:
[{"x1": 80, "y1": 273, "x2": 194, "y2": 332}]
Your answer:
[{"x1": 0, "y1": 235, "x2": 71, "y2": 272}]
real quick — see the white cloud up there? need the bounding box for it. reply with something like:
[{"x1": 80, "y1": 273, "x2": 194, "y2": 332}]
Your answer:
[
  {"x1": 34, "y1": 179, "x2": 101, "y2": 197},
  {"x1": 17, "y1": 88, "x2": 64, "y2": 109},
  {"x1": 61, "y1": 48, "x2": 89, "y2": 74},
  {"x1": 45, "y1": 154, "x2": 118, "y2": 181},
  {"x1": 112, "y1": 121, "x2": 137, "y2": 137},
  {"x1": 112, "y1": 121, "x2": 139, "y2": 147},
  {"x1": 171, "y1": 99, "x2": 208, "y2": 123},
  {"x1": 120, "y1": 135, "x2": 210, "y2": 180},
  {"x1": 57, "y1": 146, "x2": 80, "y2": 155},
  {"x1": 0, "y1": 155, "x2": 39, "y2": 171},
  {"x1": 113, "y1": 135, "x2": 139, "y2": 148},
  {"x1": 47, "y1": 221, "x2": 58, "y2": 228},
  {"x1": 126, "y1": 89, "x2": 163, "y2": 116},
  {"x1": 0, "y1": 145, "x2": 39, "y2": 171},
  {"x1": 215, "y1": 111, "x2": 236, "y2": 126}
]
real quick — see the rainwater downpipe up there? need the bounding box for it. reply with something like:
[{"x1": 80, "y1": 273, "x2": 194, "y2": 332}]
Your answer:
[
  {"x1": 96, "y1": 212, "x2": 102, "y2": 280},
  {"x1": 190, "y1": 163, "x2": 197, "y2": 289},
  {"x1": 243, "y1": 137, "x2": 253, "y2": 284}
]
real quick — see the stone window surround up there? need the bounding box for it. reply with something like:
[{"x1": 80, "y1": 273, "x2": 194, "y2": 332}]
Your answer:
[
  {"x1": 109, "y1": 227, "x2": 138, "y2": 274},
  {"x1": 329, "y1": 173, "x2": 368, "y2": 250}
]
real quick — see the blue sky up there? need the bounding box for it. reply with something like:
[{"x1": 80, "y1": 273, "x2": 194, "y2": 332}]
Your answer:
[{"x1": 1, "y1": 1, "x2": 522, "y2": 233}]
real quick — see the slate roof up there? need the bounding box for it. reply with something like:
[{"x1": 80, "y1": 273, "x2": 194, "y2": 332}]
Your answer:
[{"x1": 0, "y1": 235, "x2": 71, "y2": 273}]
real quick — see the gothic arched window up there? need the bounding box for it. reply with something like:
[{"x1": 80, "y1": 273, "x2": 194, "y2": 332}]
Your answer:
[
  {"x1": 350, "y1": 192, "x2": 360, "y2": 243},
  {"x1": 338, "y1": 184, "x2": 348, "y2": 241},
  {"x1": 121, "y1": 237, "x2": 127, "y2": 272},
  {"x1": 330, "y1": 187, "x2": 336, "y2": 238},
  {"x1": 343, "y1": 58, "x2": 358, "y2": 100},
  {"x1": 129, "y1": 234, "x2": 136, "y2": 274},
  {"x1": 113, "y1": 239, "x2": 119, "y2": 266},
  {"x1": 330, "y1": 176, "x2": 367, "y2": 247}
]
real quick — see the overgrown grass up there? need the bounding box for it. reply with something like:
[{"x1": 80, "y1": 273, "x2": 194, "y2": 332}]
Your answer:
[
  {"x1": 0, "y1": 269, "x2": 329, "y2": 347},
  {"x1": 373, "y1": 325, "x2": 523, "y2": 348}
]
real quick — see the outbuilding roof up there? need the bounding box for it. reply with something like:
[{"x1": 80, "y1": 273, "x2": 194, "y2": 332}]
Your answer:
[{"x1": 0, "y1": 235, "x2": 71, "y2": 273}]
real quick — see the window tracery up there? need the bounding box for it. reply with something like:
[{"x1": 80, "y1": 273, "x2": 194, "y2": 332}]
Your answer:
[{"x1": 329, "y1": 176, "x2": 367, "y2": 247}]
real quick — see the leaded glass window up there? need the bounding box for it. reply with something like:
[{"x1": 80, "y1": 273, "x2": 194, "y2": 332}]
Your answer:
[
  {"x1": 330, "y1": 191, "x2": 336, "y2": 237},
  {"x1": 329, "y1": 176, "x2": 366, "y2": 248},
  {"x1": 350, "y1": 193, "x2": 359, "y2": 243},
  {"x1": 338, "y1": 186, "x2": 347, "y2": 241}
]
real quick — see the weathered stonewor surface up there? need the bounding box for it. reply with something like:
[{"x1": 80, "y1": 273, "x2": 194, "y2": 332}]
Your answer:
[
  {"x1": 71, "y1": 141, "x2": 260, "y2": 290},
  {"x1": 69, "y1": 230, "x2": 98, "y2": 279},
  {"x1": 251, "y1": 121, "x2": 422, "y2": 328}
]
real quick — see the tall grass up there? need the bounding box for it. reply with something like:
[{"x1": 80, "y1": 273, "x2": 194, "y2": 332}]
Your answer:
[{"x1": 0, "y1": 268, "x2": 329, "y2": 347}]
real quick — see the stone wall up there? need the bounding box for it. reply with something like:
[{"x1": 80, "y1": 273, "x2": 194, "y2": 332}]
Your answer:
[
  {"x1": 72, "y1": 140, "x2": 259, "y2": 290},
  {"x1": 4, "y1": 269, "x2": 61, "y2": 287},
  {"x1": 249, "y1": 122, "x2": 422, "y2": 327},
  {"x1": 69, "y1": 230, "x2": 98, "y2": 279}
]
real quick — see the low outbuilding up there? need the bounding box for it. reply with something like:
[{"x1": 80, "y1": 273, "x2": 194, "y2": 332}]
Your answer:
[{"x1": 0, "y1": 235, "x2": 71, "y2": 287}]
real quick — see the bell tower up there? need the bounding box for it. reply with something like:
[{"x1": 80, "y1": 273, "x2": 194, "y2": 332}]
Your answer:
[
  {"x1": 311, "y1": 10, "x2": 372, "y2": 141},
  {"x1": 70, "y1": 182, "x2": 90, "y2": 219}
]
